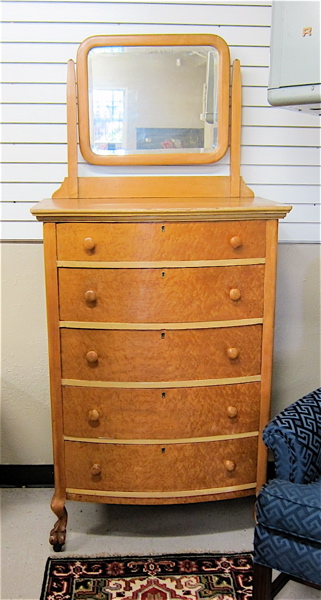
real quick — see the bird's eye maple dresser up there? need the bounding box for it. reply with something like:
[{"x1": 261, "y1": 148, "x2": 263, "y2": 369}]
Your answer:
[{"x1": 31, "y1": 34, "x2": 291, "y2": 551}]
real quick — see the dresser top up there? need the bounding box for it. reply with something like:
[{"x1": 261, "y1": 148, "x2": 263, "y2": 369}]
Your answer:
[{"x1": 31, "y1": 196, "x2": 291, "y2": 223}]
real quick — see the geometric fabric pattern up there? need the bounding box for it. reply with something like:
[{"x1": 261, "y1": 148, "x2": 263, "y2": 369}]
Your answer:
[
  {"x1": 40, "y1": 553, "x2": 254, "y2": 600},
  {"x1": 254, "y1": 388, "x2": 321, "y2": 587},
  {"x1": 263, "y1": 387, "x2": 321, "y2": 483},
  {"x1": 256, "y1": 477, "x2": 321, "y2": 542},
  {"x1": 254, "y1": 525, "x2": 321, "y2": 586}
]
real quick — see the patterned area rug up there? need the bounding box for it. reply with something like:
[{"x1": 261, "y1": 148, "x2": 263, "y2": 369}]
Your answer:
[{"x1": 40, "y1": 553, "x2": 253, "y2": 599}]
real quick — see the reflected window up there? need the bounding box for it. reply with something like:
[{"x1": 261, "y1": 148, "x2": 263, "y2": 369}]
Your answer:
[{"x1": 90, "y1": 89, "x2": 125, "y2": 154}]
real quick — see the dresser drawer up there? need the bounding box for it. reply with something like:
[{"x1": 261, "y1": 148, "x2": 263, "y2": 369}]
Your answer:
[
  {"x1": 64, "y1": 436, "x2": 258, "y2": 493},
  {"x1": 58, "y1": 265, "x2": 265, "y2": 323},
  {"x1": 63, "y1": 382, "x2": 260, "y2": 439},
  {"x1": 61, "y1": 325, "x2": 262, "y2": 382},
  {"x1": 56, "y1": 221, "x2": 266, "y2": 262}
]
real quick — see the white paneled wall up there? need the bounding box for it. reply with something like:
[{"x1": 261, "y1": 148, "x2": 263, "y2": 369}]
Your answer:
[{"x1": 1, "y1": 0, "x2": 320, "y2": 242}]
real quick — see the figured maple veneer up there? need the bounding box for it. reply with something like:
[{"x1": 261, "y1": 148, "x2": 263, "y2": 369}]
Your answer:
[
  {"x1": 58, "y1": 265, "x2": 265, "y2": 323},
  {"x1": 64, "y1": 436, "x2": 258, "y2": 494},
  {"x1": 61, "y1": 326, "x2": 262, "y2": 382},
  {"x1": 56, "y1": 221, "x2": 266, "y2": 262},
  {"x1": 62, "y1": 382, "x2": 261, "y2": 439}
]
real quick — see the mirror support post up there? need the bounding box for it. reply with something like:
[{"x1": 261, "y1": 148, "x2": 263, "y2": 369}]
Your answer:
[
  {"x1": 230, "y1": 59, "x2": 242, "y2": 198},
  {"x1": 67, "y1": 59, "x2": 79, "y2": 198}
]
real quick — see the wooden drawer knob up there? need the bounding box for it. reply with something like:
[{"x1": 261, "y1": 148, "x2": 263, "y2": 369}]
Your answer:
[
  {"x1": 224, "y1": 460, "x2": 236, "y2": 472},
  {"x1": 227, "y1": 406, "x2": 238, "y2": 418},
  {"x1": 90, "y1": 463, "x2": 101, "y2": 476},
  {"x1": 229, "y1": 288, "x2": 241, "y2": 301},
  {"x1": 84, "y1": 237, "x2": 95, "y2": 250},
  {"x1": 230, "y1": 236, "x2": 242, "y2": 249},
  {"x1": 88, "y1": 409, "x2": 100, "y2": 422},
  {"x1": 86, "y1": 350, "x2": 98, "y2": 363},
  {"x1": 227, "y1": 347, "x2": 239, "y2": 360},
  {"x1": 84, "y1": 290, "x2": 97, "y2": 302}
]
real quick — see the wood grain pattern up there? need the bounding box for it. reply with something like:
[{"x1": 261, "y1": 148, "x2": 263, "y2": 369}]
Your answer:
[
  {"x1": 58, "y1": 265, "x2": 265, "y2": 323},
  {"x1": 60, "y1": 325, "x2": 262, "y2": 382},
  {"x1": 256, "y1": 219, "x2": 279, "y2": 493},
  {"x1": 56, "y1": 221, "x2": 266, "y2": 261},
  {"x1": 64, "y1": 436, "x2": 257, "y2": 493},
  {"x1": 62, "y1": 382, "x2": 261, "y2": 439}
]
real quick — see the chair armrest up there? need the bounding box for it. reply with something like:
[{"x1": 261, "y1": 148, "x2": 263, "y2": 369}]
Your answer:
[{"x1": 263, "y1": 388, "x2": 321, "y2": 483}]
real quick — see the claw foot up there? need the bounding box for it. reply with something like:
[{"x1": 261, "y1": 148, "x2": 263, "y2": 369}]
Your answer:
[{"x1": 50, "y1": 497, "x2": 68, "y2": 552}]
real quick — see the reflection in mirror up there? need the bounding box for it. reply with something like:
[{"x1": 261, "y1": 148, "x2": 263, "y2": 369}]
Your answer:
[{"x1": 87, "y1": 45, "x2": 219, "y2": 156}]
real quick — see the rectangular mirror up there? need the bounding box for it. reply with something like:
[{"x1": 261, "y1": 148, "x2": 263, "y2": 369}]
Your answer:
[{"x1": 77, "y1": 35, "x2": 230, "y2": 166}]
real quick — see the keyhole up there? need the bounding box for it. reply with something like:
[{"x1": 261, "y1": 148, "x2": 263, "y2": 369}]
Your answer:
[
  {"x1": 161, "y1": 447, "x2": 166, "y2": 454},
  {"x1": 161, "y1": 332, "x2": 165, "y2": 339},
  {"x1": 162, "y1": 392, "x2": 166, "y2": 399},
  {"x1": 161, "y1": 225, "x2": 165, "y2": 232},
  {"x1": 161, "y1": 272, "x2": 165, "y2": 278}
]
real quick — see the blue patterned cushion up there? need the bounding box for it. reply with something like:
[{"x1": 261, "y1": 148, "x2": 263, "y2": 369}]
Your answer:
[
  {"x1": 256, "y1": 477, "x2": 321, "y2": 543},
  {"x1": 263, "y1": 388, "x2": 321, "y2": 483},
  {"x1": 254, "y1": 525, "x2": 321, "y2": 586}
]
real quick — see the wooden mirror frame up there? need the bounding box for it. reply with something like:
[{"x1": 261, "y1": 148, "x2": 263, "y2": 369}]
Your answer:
[{"x1": 77, "y1": 34, "x2": 230, "y2": 166}]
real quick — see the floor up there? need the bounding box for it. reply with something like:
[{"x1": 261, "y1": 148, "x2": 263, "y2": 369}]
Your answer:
[{"x1": 1, "y1": 488, "x2": 320, "y2": 600}]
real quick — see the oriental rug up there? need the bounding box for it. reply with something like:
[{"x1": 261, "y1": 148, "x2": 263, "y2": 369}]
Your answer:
[{"x1": 40, "y1": 552, "x2": 253, "y2": 600}]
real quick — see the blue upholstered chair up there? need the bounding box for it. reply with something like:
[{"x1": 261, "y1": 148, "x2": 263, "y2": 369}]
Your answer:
[{"x1": 252, "y1": 388, "x2": 321, "y2": 599}]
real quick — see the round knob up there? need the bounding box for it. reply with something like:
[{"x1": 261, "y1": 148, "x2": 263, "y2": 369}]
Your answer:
[
  {"x1": 84, "y1": 237, "x2": 96, "y2": 251},
  {"x1": 86, "y1": 350, "x2": 98, "y2": 363},
  {"x1": 230, "y1": 236, "x2": 242, "y2": 249},
  {"x1": 90, "y1": 463, "x2": 101, "y2": 476},
  {"x1": 227, "y1": 406, "x2": 238, "y2": 418},
  {"x1": 224, "y1": 460, "x2": 236, "y2": 472},
  {"x1": 227, "y1": 347, "x2": 239, "y2": 360},
  {"x1": 88, "y1": 409, "x2": 100, "y2": 423},
  {"x1": 84, "y1": 290, "x2": 97, "y2": 303},
  {"x1": 229, "y1": 288, "x2": 241, "y2": 301}
]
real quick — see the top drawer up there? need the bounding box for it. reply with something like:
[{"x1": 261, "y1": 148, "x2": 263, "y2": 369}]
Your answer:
[{"x1": 56, "y1": 221, "x2": 266, "y2": 262}]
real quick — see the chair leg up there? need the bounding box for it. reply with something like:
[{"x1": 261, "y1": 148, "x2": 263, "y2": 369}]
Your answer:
[{"x1": 252, "y1": 562, "x2": 272, "y2": 600}]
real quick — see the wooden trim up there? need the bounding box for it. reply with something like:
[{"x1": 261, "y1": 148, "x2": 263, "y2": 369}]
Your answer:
[
  {"x1": 43, "y1": 224, "x2": 66, "y2": 502},
  {"x1": 61, "y1": 375, "x2": 261, "y2": 389},
  {"x1": 230, "y1": 59, "x2": 242, "y2": 197},
  {"x1": 59, "y1": 318, "x2": 264, "y2": 330},
  {"x1": 67, "y1": 60, "x2": 78, "y2": 199},
  {"x1": 256, "y1": 220, "x2": 278, "y2": 493},
  {"x1": 64, "y1": 431, "x2": 259, "y2": 445},
  {"x1": 66, "y1": 482, "x2": 256, "y2": 499},
  {"x1": 76, "y1": 34, "x2": 230, "y2": 166},
  {"x1": 57, "y1": 258, "x2": 266, "y2": 268}
]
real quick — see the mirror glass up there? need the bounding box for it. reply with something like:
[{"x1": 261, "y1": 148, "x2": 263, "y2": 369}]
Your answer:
[{"x1": 87, "y1": 45, "x2": 219, "y2": 157}]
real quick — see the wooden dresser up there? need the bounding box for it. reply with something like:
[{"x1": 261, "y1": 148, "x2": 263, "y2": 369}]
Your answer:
[{"x1": 31, "y1": 34, "x2": 291, "y2": 551}]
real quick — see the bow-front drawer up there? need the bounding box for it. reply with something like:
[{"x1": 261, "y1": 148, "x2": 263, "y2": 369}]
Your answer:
[
  {"x1": 58, "y1": 265, "x2": 265, "y2": 323},
  {"x1": 64, "y1": 436, "x2": 258, "y2": 494},
  {"x1": 56, "y1": 221, "x2": 266, "y2": 262},
  {"x1": 62, "y1": 382, "x2": 261, "y2": 439},
  {"x1": 60, "y1": 325, "x2": 262, "y2": 382}
]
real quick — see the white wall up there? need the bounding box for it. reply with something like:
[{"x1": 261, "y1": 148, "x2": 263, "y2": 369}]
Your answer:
[{"x1": 1, "y1": 0, "x2": 320, "y2": 464}]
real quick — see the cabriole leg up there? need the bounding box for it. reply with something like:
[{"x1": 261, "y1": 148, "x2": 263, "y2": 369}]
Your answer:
[{"x1": 49, "y1": 493, "x2": 68, "y2": 552}]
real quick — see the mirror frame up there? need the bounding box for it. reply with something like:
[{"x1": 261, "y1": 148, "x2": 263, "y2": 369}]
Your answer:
[{"x1": 77, "y1": 34, "x2": 230, "y2": 166}]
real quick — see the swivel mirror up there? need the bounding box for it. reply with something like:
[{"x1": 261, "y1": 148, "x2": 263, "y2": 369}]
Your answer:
[{"x1": 77, "y1": 34, "x2": 230, "y2": 165}]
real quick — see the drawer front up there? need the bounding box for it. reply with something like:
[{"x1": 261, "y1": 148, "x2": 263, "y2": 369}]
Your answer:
[
  {"x1": 61, "y1": 326, "x2": 262, "y2": 382},
  {"x1": 58, "y1": 265, "x2": 265, "y2": 323},
  {"x1": 56, "y1": 221, "x2": 266, "y2": 261},
  {"x1": 63, "y1": 382, "x2": 261, "y2": 439},
  {"x1": 64, "y1": 437, "x2": 258, "y2": 493}
]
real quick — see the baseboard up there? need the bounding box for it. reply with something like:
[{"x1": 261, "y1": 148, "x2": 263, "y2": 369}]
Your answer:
[{"x1": 0, "y1": 464, "x2": 54, "y2": 487}]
